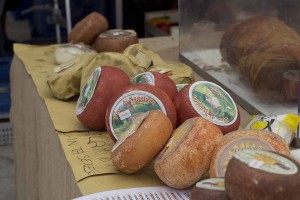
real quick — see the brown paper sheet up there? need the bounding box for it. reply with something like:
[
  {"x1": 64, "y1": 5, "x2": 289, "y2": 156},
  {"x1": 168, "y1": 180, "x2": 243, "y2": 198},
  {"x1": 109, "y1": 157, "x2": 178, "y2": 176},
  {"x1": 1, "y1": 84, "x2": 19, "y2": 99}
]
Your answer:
[{"x1": 12, "y1": 43, "x2": 171, "y2": 195}]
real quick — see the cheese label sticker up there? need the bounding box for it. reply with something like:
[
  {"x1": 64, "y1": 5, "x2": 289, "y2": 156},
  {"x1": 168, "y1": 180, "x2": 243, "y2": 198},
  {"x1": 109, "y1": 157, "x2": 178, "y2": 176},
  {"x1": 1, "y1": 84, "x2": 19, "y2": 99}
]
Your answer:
[
  {"x1": 215, "y1": 136, "x2": 274, "y2": 177},
  {"x1": 235, "y1": 149, "x2": 298, "y2": 175},
  {"x1": 196, "y1": 178, "x2": 225, "y2": 191},
  {"x1": 109, "y1": 91, "x2": 166, "y2": 140},
  {"x1": 189, "y1": 81, "x2": 238, "y2": 126},
  {"x1": 176, "y1": 84, "x2": 188, "y2": 91},
  {"x1": 76, "y1": 67, "x2": 101, "y2": 115},
  {"x1": 131, "y1": 72, "x2": 155, "y2": 85},
  {"x1": 112, "y1": 112, "x2": 149, "y2": 152}
]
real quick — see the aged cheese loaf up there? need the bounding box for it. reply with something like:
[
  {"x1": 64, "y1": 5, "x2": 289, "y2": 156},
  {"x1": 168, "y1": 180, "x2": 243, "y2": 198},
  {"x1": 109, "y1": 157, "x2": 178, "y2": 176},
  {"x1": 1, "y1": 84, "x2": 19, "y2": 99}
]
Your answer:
[
  {"x1": 225, "y1": 149, "x2": 300, "y2": 200},
  {"x1": 191, "y1": 178, "x2": 229, "y2": 200},
  {"x1": 111, "y1": 110, "x2": 173, "y2": 174},
  {"x1": 68, "y1": 12, "x2": 108, "y2": 45},
  {"x1": 76, "y1": 66, "x2": 130, "y2": 130},
  {"x1": 131, "y1": 71, "x2": 177, "y2": 100},
  {"x1": 174, "y1": 81, "x2": 240, "y2": 134},
  {"x1": 154, "y1": 117, "x2": 223, "y2": 189},
  {"x1": 210, "y1": 129, "x2": 291, "y2": 178},
  {"x1": 220, "y1": 16, "x2": 300, "y2": 101},
  {"x1": 105, "y1": 84, "x2": 177, "y2": 141},
  {"x1": 94, "y1": 29, "x2": 139, "y2": 53}
]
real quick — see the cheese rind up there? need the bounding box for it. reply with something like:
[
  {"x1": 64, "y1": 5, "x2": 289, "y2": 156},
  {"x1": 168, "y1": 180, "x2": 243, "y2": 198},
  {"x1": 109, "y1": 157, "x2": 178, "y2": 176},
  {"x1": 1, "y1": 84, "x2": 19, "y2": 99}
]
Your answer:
[
  {"x1": 105, "y1": 84, "x2": 177, "y2": 141},
  {"x1": 76, "y1": 66, "x2": 130, "y2": 130},
  {"x1": 131, "y1": 71, "x2": 177, "y2": 100},
  {"x1": 111, "y1": 110, "x2": 173, "y2": 174},
  {"x1": 174, "y1": 81, "x2": 240, "y2": 134},
  {"x1": 225, "y1": 149, "x2": 300, "y2": 200},
  {"x1": 191, "y1": 178, "x2": 229, "y2": 200},
  {"x1": 210, "y1": 129, "x2": 291, "y2": 178},
  {"x1": 154, "y1": 117, "x2": 223, "y2": 189},
  {"x1": 94, "y1": 29, "x2": 139, "y2": 53}
]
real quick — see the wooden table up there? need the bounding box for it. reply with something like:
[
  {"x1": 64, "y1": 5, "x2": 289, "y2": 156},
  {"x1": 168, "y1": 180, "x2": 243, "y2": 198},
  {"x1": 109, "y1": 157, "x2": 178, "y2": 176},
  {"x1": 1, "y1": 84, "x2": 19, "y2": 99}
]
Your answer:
[{"x1": 10, "y1": 36, "x2": 251, "y2": 200}]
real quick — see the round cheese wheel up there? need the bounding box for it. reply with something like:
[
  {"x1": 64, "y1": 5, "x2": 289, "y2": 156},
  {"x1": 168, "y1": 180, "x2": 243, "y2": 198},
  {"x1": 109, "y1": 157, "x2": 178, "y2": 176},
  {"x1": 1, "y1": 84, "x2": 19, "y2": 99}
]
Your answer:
[
  {"x1": 191, "y1": 178, "x2": 229, "y2": 200},
  {"x1": 225, "y1": 149, "x2": 300, "y2": 200},
  {"x1": 94, "y1": 29, "x2": 139, "y2": 53},
  {"x1": 210, "y1": 129, "x2": 291, "y2": 178},
  {"x1": 131, "y1": 71, "x2": 177, "y2": 100},
  {"x1": 173, "y1": 81, "x2": 240, "y2": 134},
  {"x1": 154, "y1": 117, "x2": 223, "y2": 189},
  {"x1": 76, "y1": 66, "x2": 130, "y2": 130},
  {"x1": 68, "y1": 12, "x2": 108, "y2": 45},
  {"x1": 105, "y1": 84, "x2": 177, "y2": 141},
  {"x1": 111, "y1": 110, "x2": 173, "y2": 174}
]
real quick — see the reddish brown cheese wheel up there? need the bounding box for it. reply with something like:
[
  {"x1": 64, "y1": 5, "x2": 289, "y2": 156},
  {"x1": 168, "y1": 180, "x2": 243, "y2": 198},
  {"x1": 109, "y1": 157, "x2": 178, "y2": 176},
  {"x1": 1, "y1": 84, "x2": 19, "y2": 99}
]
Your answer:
[
  {"x1": 111, "y1": 110, "x2": 173, "y2": 174},
  {"x1": 131, "y1": 71, "x2": 178, "y2": 100},
  {"x1": 94, "y1": 29, "x2": 139, "y2": 53},
  {"x1": 105, "y1": 84, "x2": 177, "y2": 142},
  {"x1": 154, "y1": 117, "x2": 223, "y2": 189},
  {"x1": 191, "y1": 178, "x2": 229, "y2": 200},
  {"x1": 76, "y1": 66, "x2": 130, "y2": 130},
  {"x1": 68, "y1": 12, "x2": 109, "y2": 45},
  {"x1": 173, "y1": 81, "x2": 240, "y2": 134},
  {"x1": 225, "y1": 149, "x2": 300, "y2": 200}
]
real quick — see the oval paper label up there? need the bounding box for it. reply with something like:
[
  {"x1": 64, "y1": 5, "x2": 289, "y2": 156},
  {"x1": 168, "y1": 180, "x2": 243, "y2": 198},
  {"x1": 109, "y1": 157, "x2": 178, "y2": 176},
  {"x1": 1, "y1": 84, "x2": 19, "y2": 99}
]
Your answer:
[
  {"x1": 131, "y1": 72, "x2": 155, "y2": 85},
  {"x1": 76, "y1": 67, "x2": 101, "y2": 115},
  {"x1": 176, "y1": 84, "x2": 188, "y2": 91},
  {"x1": 189, "y1": 81, "x2": 238, "y2": 126},
  {"x1": 215, "y1": 136, "x2": 274, "y2": 177},
  {"x1": 109, "y1": 90, "x2": 166, "y2": 140},
  {"x1": 235, "y1": 149, "x2": 298, "y2": 175},
  {"x1": 196, "y1": 178, "x2": 225, "y2": 191}
]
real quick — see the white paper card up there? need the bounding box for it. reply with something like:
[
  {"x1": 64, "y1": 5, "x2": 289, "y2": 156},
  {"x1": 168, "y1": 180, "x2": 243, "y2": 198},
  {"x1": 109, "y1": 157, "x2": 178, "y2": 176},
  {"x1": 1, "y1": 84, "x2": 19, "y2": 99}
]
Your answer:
[{"x1": 74, "y1": 186, "x2": 191, "y2": 200}]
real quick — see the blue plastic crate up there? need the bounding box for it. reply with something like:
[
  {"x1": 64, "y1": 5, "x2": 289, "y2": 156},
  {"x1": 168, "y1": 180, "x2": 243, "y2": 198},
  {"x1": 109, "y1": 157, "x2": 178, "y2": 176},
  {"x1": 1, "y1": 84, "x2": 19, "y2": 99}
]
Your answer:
[
  {"x1": 0, "y1": 57, "x2": 12, "y2": 84},
  {"x1": 0, "y1": 84, "x2": 11, "y2": 115}
]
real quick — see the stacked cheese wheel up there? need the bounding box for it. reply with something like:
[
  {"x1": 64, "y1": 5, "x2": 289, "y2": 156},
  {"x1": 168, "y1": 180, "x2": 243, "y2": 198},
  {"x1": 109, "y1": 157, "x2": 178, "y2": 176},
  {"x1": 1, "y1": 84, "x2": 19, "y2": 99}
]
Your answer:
[
  {"x1": 94, "y1": 29, "x2": 139, "y2": 53},
  {"x1": 105, "y1": 84, "x2": 177, "y2": 141},
  {"x1": 131, "y1": 71, "x2": 177, "y2": 100},
  {"x1": 76, "y1": 66, "x2": 130, "y2": 130},
  {"x1": 174, "y1": 81, "x2": 240, "y2": 134},
  {"x1": 210, "y1": 129, "x2": 290, "y2": 178},
  {"x1": 154, "y1": 117, "x2": 223, "y2": 189},
  {"x1": 68, "y1": 12, "x2": 108, "y2": 45}
]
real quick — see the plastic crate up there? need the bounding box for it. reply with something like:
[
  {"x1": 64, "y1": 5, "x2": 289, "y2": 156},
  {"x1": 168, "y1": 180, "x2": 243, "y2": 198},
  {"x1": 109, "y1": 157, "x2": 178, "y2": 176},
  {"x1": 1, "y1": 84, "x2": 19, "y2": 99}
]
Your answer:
[
  {"x1": 0, "y1": 57, "x2": 12, "y2": 83},
  {"x1": 0, "y1": 84, "x2": 11, "y2": 116},
  {"x1": 0, "y1": 122, "x2": 13, "y2": 145}
]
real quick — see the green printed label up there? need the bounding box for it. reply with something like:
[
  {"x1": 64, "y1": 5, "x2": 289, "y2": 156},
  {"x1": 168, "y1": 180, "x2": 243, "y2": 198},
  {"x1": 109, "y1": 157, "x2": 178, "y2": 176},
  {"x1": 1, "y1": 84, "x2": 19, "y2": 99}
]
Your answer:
[
  {"x1": 196, "y1": 178, "x2": 225, "y2": 191},
  {"x1": 109, "y1": 91, "x2": 166, "y2": 140},
  {"x1": 131, "y1": 72, "x2": 155, "y2": 85},
  {"x1": 236, "y1": 149, "x2": 298, "y2": 175},
  {"x1": 215, "y1": 136, "x2": 274, "y2": 177},
  {"x1": 112, "y1": 112, "x2": 149, "y2": 152},
  {"x1": 176, "y1": 84, "x2": 188, "y2": 91},
  {"x1": 76, "y1": 67, "x2": 101, "y2": 115},
  {"x1": 189, "y1": 81, "x2": 237, "y2": 126}
]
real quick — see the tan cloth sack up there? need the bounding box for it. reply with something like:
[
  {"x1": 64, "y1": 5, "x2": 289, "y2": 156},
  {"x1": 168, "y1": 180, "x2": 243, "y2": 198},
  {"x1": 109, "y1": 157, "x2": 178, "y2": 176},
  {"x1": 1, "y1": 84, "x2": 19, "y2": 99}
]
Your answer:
[{"x1": 47, "y1": 44, "x2": 195, "y2": 100}]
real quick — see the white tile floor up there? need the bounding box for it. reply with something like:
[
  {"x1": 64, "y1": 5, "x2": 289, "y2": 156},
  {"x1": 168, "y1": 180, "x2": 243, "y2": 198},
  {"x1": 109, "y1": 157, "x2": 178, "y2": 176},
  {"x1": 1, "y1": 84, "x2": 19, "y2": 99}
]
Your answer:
[{"x1": 0, "y1": 144, "x2": 16, "y2": 200}]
